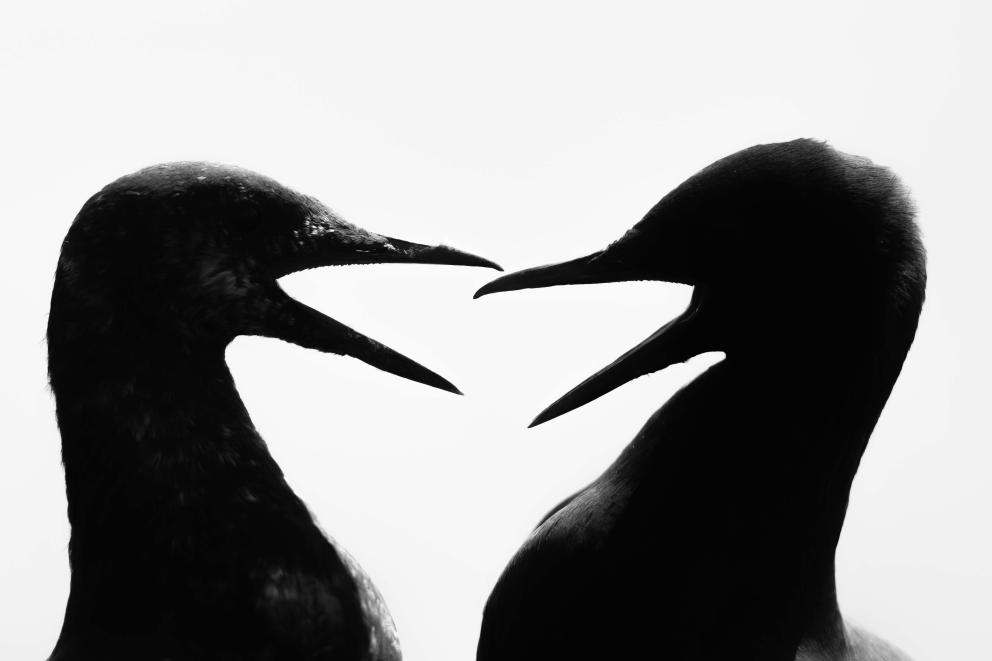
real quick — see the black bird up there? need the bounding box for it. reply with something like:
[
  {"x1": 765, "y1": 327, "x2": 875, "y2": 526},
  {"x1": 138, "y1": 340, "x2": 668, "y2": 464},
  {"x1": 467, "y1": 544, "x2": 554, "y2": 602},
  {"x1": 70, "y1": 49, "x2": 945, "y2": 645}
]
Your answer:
[
  {"x1": 46, "y1": 162, "x2": 500, "y2": 661},
  {"x1": 474, "y1": 140, "x2": 924, "y2": 661}
]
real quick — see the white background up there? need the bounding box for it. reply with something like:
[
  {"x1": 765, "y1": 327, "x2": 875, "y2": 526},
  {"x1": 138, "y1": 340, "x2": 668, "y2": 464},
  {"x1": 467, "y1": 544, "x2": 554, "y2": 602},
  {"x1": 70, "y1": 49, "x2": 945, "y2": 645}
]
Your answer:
[{"x1": 2, "y1": 2, "x2": 988, "y2": 659}]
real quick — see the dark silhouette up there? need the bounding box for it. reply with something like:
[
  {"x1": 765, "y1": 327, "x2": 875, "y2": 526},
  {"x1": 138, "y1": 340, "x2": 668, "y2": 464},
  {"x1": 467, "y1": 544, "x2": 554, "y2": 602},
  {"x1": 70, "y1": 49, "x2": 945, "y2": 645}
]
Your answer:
[
  {"x1": 474, "y1": 140, "x2": 924, "y2": 661},
  {"x1": 46, "y1": 163, "x2": 500, "y2": 661}
]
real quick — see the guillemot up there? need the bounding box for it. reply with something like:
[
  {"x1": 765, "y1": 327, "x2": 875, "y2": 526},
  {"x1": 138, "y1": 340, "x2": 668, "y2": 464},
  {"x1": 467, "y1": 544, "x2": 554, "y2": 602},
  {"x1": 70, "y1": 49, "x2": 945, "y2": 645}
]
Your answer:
[
  {"x1": 46, "y1": 162, "x2": 500, "y2": 661},
  {"x1": 474, "y1": 139, "x2": 924, "y2": 661}
]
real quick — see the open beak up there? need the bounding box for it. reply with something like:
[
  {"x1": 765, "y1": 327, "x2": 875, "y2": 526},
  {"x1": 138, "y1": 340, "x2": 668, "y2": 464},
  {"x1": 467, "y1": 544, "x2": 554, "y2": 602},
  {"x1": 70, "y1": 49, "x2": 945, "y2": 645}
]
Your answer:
[
  {"x1": 259, "y1": 216, "x2": 501, "y2": 395},
  {"x1": 476, "y1": 247, "x2": 720, "y2": 426}
]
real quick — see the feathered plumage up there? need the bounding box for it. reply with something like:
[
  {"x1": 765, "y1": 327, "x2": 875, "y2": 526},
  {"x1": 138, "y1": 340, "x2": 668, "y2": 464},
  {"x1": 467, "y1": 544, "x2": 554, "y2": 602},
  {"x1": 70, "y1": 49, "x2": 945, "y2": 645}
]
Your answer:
[
  {"x1": 47, "y1": 162, "x2": 500, "y2": 661},
  {"x1": 475, "y1": 140, "x2": 924, "y2": 661}
]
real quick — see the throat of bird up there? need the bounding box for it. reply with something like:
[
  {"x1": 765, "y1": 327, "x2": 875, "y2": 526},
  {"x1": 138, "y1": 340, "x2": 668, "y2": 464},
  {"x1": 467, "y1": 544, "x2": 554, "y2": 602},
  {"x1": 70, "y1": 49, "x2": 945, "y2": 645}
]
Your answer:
[
  {"x1": 51, "y1": 340, "x2": 284, "y2": 534},
  {"x1": 626, "y1": 356, "x2": 892, "y2": 567}
]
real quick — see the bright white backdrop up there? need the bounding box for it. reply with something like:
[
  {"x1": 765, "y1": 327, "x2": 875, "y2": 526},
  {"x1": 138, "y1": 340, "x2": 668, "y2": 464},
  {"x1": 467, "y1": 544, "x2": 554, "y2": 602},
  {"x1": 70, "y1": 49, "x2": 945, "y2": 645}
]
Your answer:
[{"x1": 2, "y1": 2, "x2": 988, "y2": 659}]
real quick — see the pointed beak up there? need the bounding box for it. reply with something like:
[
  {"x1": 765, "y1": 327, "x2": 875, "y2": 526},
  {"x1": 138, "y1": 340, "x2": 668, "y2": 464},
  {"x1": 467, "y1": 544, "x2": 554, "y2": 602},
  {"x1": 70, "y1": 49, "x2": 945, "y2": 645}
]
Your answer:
[
  {"x1": 260, "y1": 294, "x2": 464, "y2": 394},
  {"x1": 529, "y1": 288, "x2": 720, "y2": 426},
  {"x1": 474, "y1": 243, "x2": 718, "y2": 425},
  {"x1": 474, "y1": 226, "x2": 690, "y2": 300},
  {"x1": 474, "y1": 251, "x2": 635, "y2": 298},
  {"x1": 259, "y1": 214, "x2": 501, "y2": 394},
  {"x1": 357, "y1": 236, "x2": 503, "y2": 271},
  {"x1": 267, "y1": 218, "x2": 501, "y2": 278}
]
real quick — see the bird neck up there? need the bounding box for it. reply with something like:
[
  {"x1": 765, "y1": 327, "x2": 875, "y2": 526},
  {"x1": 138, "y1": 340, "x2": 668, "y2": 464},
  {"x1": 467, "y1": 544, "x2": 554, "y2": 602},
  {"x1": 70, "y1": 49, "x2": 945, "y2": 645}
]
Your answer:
[
  {"x1": 608, "y1": 315, "x2": 918, "y2": 648},
  {"x1": 725, "y1": 352, "x2": 892, "y2": 648},
  {"x1": 729, "y1": 323, "x2": 911, "y2": 545},
  {"x1": 48, "y1": 328, "x2": 285, "y2": 541}
]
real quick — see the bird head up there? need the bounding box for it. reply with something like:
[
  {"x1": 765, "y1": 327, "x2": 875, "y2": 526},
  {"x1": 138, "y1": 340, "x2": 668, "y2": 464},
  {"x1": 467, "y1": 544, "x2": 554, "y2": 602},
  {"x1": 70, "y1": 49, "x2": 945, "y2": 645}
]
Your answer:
[
  {"x1": 475, "y1": 139, "x2": 925, "y2": 426},
  {"x1": 50, "y1": 162, "x2": 500, "y2": 394}
]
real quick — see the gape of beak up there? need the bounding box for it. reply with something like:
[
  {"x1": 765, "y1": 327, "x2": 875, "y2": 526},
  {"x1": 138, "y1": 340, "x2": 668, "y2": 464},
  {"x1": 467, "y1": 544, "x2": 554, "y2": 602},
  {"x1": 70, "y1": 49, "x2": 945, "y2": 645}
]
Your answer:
[
  {"x1": 475, "y1": 248, "x2": 723, "y2": 426},
  {"x1": 252, "y1": 202, "x2": 502, "y2": 396}
]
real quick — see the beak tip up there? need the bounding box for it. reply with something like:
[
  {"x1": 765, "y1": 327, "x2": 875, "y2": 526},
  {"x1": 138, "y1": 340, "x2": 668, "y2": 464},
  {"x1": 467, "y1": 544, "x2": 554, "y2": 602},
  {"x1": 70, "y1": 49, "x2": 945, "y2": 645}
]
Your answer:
[
  {"x1": 440, "y1": 247, "x2": 502, "y2": 272},
  {"x1": 432, "y1": 377, "x2": 463, "y2": 396},
  {"x1": 528, "y1": 410, "x2": 553, "y2": 428},
  {"x1": 469, "y1": 257, "x2": 504, "y2": 272},
  {"x1": 473, "y1": 279, "x2": 505, "y2": 299}
]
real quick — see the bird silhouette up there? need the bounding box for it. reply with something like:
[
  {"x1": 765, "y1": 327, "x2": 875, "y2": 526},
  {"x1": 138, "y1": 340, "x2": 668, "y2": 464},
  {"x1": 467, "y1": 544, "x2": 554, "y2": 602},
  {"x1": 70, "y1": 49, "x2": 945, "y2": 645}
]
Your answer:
[
  {"x1": 474, "y1": 140, "x2": 925, "y2": 661},
  {"x1": 46, "y1": 162, "x2": 500, "y2": 661}
]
